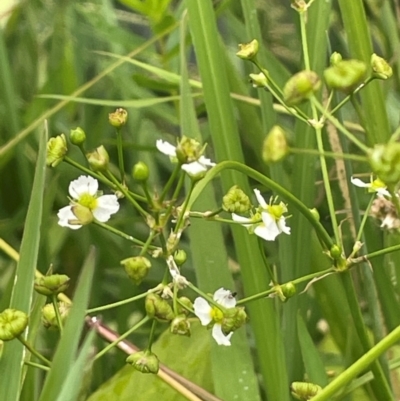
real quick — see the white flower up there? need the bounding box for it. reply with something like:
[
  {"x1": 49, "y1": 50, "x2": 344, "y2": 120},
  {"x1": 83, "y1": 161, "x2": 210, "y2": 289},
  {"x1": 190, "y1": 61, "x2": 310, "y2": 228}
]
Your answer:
[
  {"x1": 156, "y1": 139, "x2": 215, "y2": 177},
  {"x1": 232, "y1": 189, "x2": 290, "y2": 241},
  {"x1": 351, "y1": 176, "x2": 390, "y2": 197},
  {"x1": 193, "y1": 288, "x2": 236, "y2": 346},
  {"x1": 166, "y1": 256, "x2": 189, "y2": 288},
  {"x1": 58, "y1": 175, "x2": 119, "y2": 229}
]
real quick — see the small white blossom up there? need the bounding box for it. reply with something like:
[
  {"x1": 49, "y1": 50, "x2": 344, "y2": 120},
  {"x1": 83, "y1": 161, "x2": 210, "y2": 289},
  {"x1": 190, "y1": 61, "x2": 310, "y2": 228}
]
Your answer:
[
  {"x1": 232, "y1": 189, "x2": 290, "y2": 241},
  {"x1": 156, "y1": 139, "x2": 215, "y2": 177},
  {"x1": 351, "y1": 176, "x2": 390, "y2": 197},
  {"x1": 193, "y1": 288, "x2": 236, "y2": 346},
  {"x1": 58, "y1": 175, "x2": 119, "y2": 229},
  {"x1": 166, "y1": 256, "x2": 189, "y2": 288}
]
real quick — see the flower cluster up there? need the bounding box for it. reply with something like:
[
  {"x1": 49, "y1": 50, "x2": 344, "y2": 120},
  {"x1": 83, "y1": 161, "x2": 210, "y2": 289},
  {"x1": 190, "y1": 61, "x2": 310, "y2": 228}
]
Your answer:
[
  {"x1": 232, "y1": 189, "x2": 291, "y2": 241},
  {"x1": 58, "y1": 176, "x2": 119, "y2": 230}
]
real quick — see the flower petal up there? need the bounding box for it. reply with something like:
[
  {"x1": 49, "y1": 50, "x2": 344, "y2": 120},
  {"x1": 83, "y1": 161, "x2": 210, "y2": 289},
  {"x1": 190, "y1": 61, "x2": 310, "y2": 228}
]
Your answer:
[
  {"x1": 198, "y1": 156, "x2": 216, "y2": 167},
  {"x1": 253, "y1": 188, "x2": 268, "y2": 208},
  {"x1": 93, "y1": 195, "x2": 120, "y2": 222},
  {"x1": 376, "y1": 187, "x2": 391, "y2": 197},
  {"x1": 259, "y1": 212, "x2": 281, "y2": 240},
  {"x1": 69, "y1": 175, "x2": 98, "y2": 199},
  {"x1": 57, "y1": 206, "x2": 82, "y2": 230},
  {"x1": 212, "y1": 324, "x2": 233, "y2": 346},
  {"x1": 181, "y1": 161, "x2": 208, "y2": 176},
  {"x1": 350, "y1": 177, "x2": 369, "y2": 189},
  {"x1": 193, "y1": 298, "x2": 212, "y2": 325},
  {"x1": 277, "y1": 216, "x2": 291, "y2": 235},
  {"x1": 213, "y1": 288, "x2": 236, "y2": 308},
  {"x1": 156, "y1": 139, "x2": 177, "y2": 157}
]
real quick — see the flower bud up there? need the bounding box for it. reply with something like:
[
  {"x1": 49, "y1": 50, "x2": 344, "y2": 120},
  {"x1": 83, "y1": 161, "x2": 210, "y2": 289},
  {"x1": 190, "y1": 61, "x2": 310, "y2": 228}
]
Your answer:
[
  {"x1": 323, "y1": 59, "x2": 367, "y2": 93},
  {"x1": 46, "y1": 134, "x2": 67, "y2": 167},
  {"x1": 177, "y1": 296, "x2": 193, "y2": 316},
  {"x1": 34, "y1": 274, "x2": 70, "y2": 296},
  {"x1": 329, "y1": 244, "x2": 342, "y2": 260},
  {"x1": 173, "y1": 249, "x2": 187, "y2": 266},
  {"x1": 330, "y1": 52, "x2": 342, "y2": 66},
  {"x1": 145, "y1": 293, "x2": 174, "y2": 322},
  {"x1": 0, "y1": 309, "x2": 28, "y2": 341},
  {"x1": 222, "y1": 185, "x2": 251, "y2": 213},
  {"x1": 86, "y1": 145, "x2": 109, "y2": 172},
  {"x1": 236, "y1": 39, "x2": 259, "y2": 60},
  {"x1": 371, "y1": 53, "x2": 393, "y2": 80},
  {"x1": 281, "y1": 282, "x2": 296, "y2": 300},
  {"x1": 109, "y1": 108, "x2": 128, "y2": 128},
  {"x1": 170, "y1": 315, "x2": 191, "y2": 336},
  {"x1": 291, "y1": 0, "x2": 308, "y2": 13},
  {"x1": 309, "y1": 208, "x2": 320, "y2": 221},
  {"x1": 121, "y1": 256, "x2": 151, "y2": 285},
  {"x1": 126, "y1": 350, "x2": 159, "y2": 374},
  {"x1": 70, "y1": 204, "x2": 94, "y2": 226},
  {"x1": 132, "y1": 161, "x2": 149, "y2": 182},
  {"x1": 291, "y1": 381, "x2": 322, "y2": 400},
  {"x1": 249, "y1": 72, "x2": 268, "y2": 88},
  {"x1": 70, "y1": 127, "x2": 86, "y2": 146},
  {"x1": 42, "y1": 302, "x2": 70, "y2": 329},
  {"x1": 283, "y1": 70, "x2": 321, "y2": 106},
  {"x1": 262, "y1": 125, "x2": 289, "y2": 163},
  {"x1": 368, "y1": 143, "x2": 400, "y2": 186}
]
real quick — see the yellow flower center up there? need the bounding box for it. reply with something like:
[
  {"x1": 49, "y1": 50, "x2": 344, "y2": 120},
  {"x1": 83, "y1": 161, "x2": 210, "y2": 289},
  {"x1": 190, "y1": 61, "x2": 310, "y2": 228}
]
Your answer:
[
  {"x1": 266, "y1": 204, "x2": 283, "y2": 220},
  {"x1": 210, "y1": 307, "x2": 224, "y2": 323},
  {"x1": 78, "y1": 193, "x2": 98, "y2": 210}
]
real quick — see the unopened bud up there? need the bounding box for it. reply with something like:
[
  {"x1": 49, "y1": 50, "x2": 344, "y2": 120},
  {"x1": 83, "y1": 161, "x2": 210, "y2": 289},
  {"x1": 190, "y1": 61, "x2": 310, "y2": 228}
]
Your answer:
[
  {"x1": 324, "y1": 59, "x2": 367, "y2": 93},
  {"x1": 145, "y1": 293, "x2": 174, "y2": 322},
  {"x1": 236, "y1": 39, "x2": 259, "y2": 60},
  {"x1": 262, "y1": 125, "x2": 288, "y2": 163},
  {"x1": 86, "y1": 145, "x2": 109, "y2": 172},
  {"x1": 126, "y1": 350, "x2": 159, "y2": 374},
  {"x1": 283, "y1": 70, "x2": 321, "y2": 106},
  {"x1": 177, "y1": 297, "x2": 193, "y2": 316},
  {"x1": 309, "y1": 208, "x2": 320, "y2": 221},
  {"x1": 371, "y1": 53, "x2": 393, "y2": 80},
  {"x1": 281, "y1": 282, "x2": 296, "y2": 300},
  {"x1": 70, "y1": 127, "x2": 86, "y2": 146},
  {"x1": 41, "y1": 302, "x2": 70, "y2": 329},
  {"x1": 121, "y1": 256, "x2": 151, "y2": 285},
  {"x1": 330, "y1": 52, "x2": 342, "y2": 66},
  {"x1": 46, "y1": 134, "x2": 67, "y2": 167},
  {"x1": 34, "y1": 274, "x2": 70, "y2": 296},
  {"x1": 109, "y1": 108, "x2": 128, "y2": 128},
  {"x1": 222, "y1": 185, "x2": 251, "y2": 213},
  {"x1": 132, "y1": 161, "x2": 149, "y2": 182},
  {"x1": 173, "y1": 250, "x2": 187, "y2": 266},
  {"x1": 170, "y1": 315, "x2": 191, "y2": 336},
  {"x1": 0, "y1": 309, "x2": 28, "y2": 341}
]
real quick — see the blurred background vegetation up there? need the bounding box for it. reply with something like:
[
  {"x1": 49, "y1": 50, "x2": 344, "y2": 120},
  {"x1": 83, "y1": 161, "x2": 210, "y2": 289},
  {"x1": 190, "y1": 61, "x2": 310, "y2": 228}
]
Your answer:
[{"x1": 1, "y1": 0, "x2": 400, "y2": 400}]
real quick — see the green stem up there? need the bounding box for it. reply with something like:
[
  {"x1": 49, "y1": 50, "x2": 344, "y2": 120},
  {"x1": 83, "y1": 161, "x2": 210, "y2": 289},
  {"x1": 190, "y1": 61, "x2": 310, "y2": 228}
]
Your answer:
[
  {"x1": 94, "y1": 316, "x2": 150, "y2": 361},
  {"x1": 18, "y1": 336, "x2": 51, "y2": 366},
  {"x1": 159, "y1": 164, "x2": 181, "y2": 203},
  {"x1": 140, "y1": 230, "x2": 158, "y2": 256},
  {"x1": 187, "y1": 161, "x2": 334, "y2": 250},
  {"x1": 147, "y1": 319, "x2": 157, "y2": 352},
  {"x1": 187, "y1": 282, "x2": 226, "y2": 310},
  {"x1": 174, "y1": 180, "x2": 195, "y2": 234},
  {"x1": 52, "y1": 294, "x2": 63, "y2": 334},
  {"x1": 355, "y1": 195, "x2": 374, "y2": 243},
  {"x1": 87, "y1": 291, "x2": 151, "y2": 314},
  {"x1": 115, "y1": 128, "x2": 125, "y2": 184},
  {"x1": 312, "y1": 324, "x2": 400, "y2": 401},
  {"x1": 310, "y1": 97, "x2": 370, "y2": 153},
  {"x1": 24, "y1": 361, "x2": 50, "y2": 372}
]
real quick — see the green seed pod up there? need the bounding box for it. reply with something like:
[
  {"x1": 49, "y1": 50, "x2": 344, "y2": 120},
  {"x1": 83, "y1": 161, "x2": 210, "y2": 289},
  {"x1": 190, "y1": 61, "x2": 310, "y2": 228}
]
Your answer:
[
  {"x1": 236, "y1": 39, "x2": 259, "y2": 60},
  {"x1": 126, "y1": 350, "x2": 159, "y2": 374},
  {"x1": 262, "y1": 125, "x2": 289, "y2": 164},
  {"x1": 70, "y1": 204, "x2": 94, "y2": 226},
  {"x1": 222, "y1": 185, "x2": 251, "y2": 213},
  {"x1": 173, "y1": 249, "x2": 187, "y2": 266},
  {"x1": 249, "y1": 72, "x2": 268, "y2": 88},
  {"x1": 41, "y1": 302, "x2": 70, "y2": 330},
  {"x1": 283, "y1": 70, "x2": 321, "y2": 106},
  {"x1": 109, "y1": 108, "x2": 128, "y2": 128},
  {"x1": 323, "y1": 59, "x2": 367, "y2": 93},
  {"x1": 46, "y1": 134, "x2": 67, "y2": 167},
  {"x1": 281, "y1": 282, "x2": 297, "y2": 300},
  {"x1": 34, "y1": 274, "x2": 70, "y2": 296},
  {"x1": 145, "y1": 293, "x2": 174, "y2": 322},
  {"x1": 170, "y1": 315, "x2": 191, "y2": 336},
  {"x1": 0, "y1": 309, "x2": 28, "y2": 341},
  {"x1": 371, "y1": 53, "x2": 393, "y2": 80},
  {"x1": 291, "y1": 381, "x2": 322, "y2": 400},
  {"x1": 221, "y1": 306, "x2": 247, "y2": 333},
  {"x1": 330, "y1": 52, "x2": 342, "y2": 66},
  {"x1": 368, "y1": 143, "x2": 400, "y2": 186},
  {"x1": 177, "y1": 296, "x2": 193, "y2": 316},
  {"x1": 86, "y1": 145, "x2": 109, "y2": 172},
  {"x1": 121, "y1": 256, "x2": 151, "y2": 285}
]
